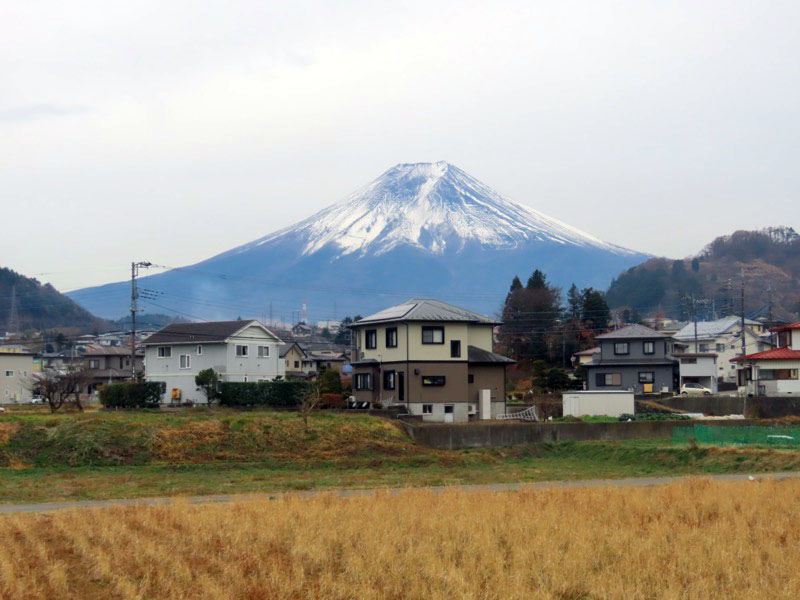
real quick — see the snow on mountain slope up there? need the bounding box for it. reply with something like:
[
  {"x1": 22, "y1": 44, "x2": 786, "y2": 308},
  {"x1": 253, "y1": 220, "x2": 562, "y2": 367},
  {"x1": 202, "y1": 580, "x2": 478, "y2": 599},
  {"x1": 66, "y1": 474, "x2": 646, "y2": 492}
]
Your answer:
[{"x1": 235, "y1": 161, "x2": 636, "y2": 258}]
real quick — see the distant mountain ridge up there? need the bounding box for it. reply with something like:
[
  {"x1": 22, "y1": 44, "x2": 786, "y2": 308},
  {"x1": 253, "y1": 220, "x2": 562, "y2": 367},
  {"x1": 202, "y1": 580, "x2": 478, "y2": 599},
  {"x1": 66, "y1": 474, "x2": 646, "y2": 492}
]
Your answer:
[
  {"x1": 68, "y1": 162, "x2": 648, "y2": 319},
  {"x1": 0, "y1": 267, "x2": 108, "y2": 333},
  {"x1": 606, "y1": 227, "x2": 800, "y2": 321}
]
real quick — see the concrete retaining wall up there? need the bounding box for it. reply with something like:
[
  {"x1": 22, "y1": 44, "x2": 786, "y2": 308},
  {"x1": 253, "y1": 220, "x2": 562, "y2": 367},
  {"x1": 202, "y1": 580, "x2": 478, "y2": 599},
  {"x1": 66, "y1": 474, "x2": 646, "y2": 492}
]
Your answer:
[
  {"x1": 402, "y1": 419, "x2": 760, "y2": 450},
  {"x1": 658, "y1": 396, "x2": 800, "y2": 418}
]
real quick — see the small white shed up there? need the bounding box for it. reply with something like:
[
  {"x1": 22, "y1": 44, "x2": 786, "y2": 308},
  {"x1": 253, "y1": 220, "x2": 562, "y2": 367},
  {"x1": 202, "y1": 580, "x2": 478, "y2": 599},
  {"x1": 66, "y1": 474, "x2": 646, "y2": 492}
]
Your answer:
[{"x1": 562, "y1": 391, "x2": 635, "y2": 418}]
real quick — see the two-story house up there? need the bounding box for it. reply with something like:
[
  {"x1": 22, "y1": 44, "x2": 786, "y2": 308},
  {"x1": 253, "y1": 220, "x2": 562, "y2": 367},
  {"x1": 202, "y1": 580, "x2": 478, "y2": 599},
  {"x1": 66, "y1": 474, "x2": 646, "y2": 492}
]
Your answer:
[
  {"x1": 144, "y1": 320, "x2": 284, "y2": 404},
  {"x1": 733, "y1": 322, "x2": 800, "y2": 396},
  {"x1": 82, "y1": 345, "x2": 144, "y2": 395},
  {"x1": 0, "y1": 347, "x2": 34, "y2": 403},
  {"x1": 585, "y1": 324, "x2": 678, "y2": 394},
  {"x1": 673, "y1": 316, "x2": 772, "y2": 383},
  {"x1": 349, "y1": 299, "x2": 513, "y2": 422}
]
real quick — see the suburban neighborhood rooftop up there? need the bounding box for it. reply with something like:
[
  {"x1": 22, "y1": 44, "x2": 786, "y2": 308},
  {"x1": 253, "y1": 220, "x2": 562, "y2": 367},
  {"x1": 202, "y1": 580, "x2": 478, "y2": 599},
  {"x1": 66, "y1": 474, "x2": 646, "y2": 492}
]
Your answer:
[
  {"x1": 354, "y1": 299, "x2": 498, "y2": 325},
  {"x1": 143, "y1": 320, "x2": 275, "y2": 345},
  {"x1": 596, "y1": 324, "x2": 668, "y2": 340}
]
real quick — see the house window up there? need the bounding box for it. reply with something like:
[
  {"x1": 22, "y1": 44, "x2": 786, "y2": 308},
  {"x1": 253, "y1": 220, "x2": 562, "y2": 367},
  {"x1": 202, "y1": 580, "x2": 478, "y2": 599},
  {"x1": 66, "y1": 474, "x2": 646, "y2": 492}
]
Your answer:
[
  {"x1": 680, "y1": 357, "x2": 697, "y2": 364},
  {"x1": 468, "y1": 374, "x2": 474, "y2": 384},
  {"x1": 383, "y1": 370, "x2": 395, "y2": 390},
  {"x1": 596, "y1": 373, "x2": 621, "y2": 387},
  {"x1": 759, "y1": 369, "x2": 799, "y2": 381},
  {"x1": 613, "y1": 343, "x2": 629, "y2": 355},
  {"x1": 450, "y1": 340, "x2": 461, "y2": 358},
  {"x1": 699, "y1": 343, "x2": 709, "y2": 353},
  {"x1": 778, "y1": 332, "x2": 791, "y2": 348},
  {"x1": 89, "y1": 360, "x2": 99, "y2": 369},
  {"x1": 4, "y1": 370, "x2": 12, "y2": 377},
  {"x1": 258, "y1": 346, "x2": 270, "y2": 358},
  {"x1": 365, "y1": 330, "x2": 377, "y2": 350},
  {"x1": 422, "y1": 375, "x2": 446, "y2": 386},
  {"x1": 643, "y1": 341, "x2": 655, "y2": 355},
  {"x1": 354, "y1": 373, "x2": 373, "y2": 391},
  {"x1": 243, "y1": 376, "x2": 248, "y2": 382},
  {"x1": 422, "y1": 326, "x2": 444, "y2": 344},
  {"x1": 294, "y1": 360, "x2": 299, "y2": 369},
  {"x1": 386, "y1": 327, "x2": 398, "y2": 348},
  {"x1": 638, "y1": 372, "x2": 655, "y2": 384},
  {"x1": 236, "y1": 345, "x2": 248, "y2": 357},
  {"x1": 179, "y1": 355, "x2": 191, "y2": 369},
  {"x1": 422, "y1": 404, "x2": 433, "y2": 414},
  {"x1": 157, "y1": 346, "x2": 172, "y2": 358},
  {"x1": 715, "y1": 343, "x2": 725, "y2": 352},
  {"x1": 197, "y1": 345, "x2": 203, "y2": 355}
]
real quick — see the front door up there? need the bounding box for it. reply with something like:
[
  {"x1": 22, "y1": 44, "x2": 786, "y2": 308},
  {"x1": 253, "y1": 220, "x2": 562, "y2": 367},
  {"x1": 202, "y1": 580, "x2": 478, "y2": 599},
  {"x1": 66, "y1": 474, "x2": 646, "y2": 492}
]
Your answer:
[
  {"x1": 444, "y1": 404, "x2": 454, "y2": 423},
  {"x1": 398, "y1": 372, "x2": 405, "y2": 402}
]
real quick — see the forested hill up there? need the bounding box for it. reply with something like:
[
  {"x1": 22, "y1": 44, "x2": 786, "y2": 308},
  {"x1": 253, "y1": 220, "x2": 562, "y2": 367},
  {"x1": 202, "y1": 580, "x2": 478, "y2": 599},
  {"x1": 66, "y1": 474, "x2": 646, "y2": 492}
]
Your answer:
[
  {"x1": 0, "y1": 267, "x2": 109, "y2": 333},
  {"x1": 606, "y1": 227, "x2": 800, "y2": 321}
]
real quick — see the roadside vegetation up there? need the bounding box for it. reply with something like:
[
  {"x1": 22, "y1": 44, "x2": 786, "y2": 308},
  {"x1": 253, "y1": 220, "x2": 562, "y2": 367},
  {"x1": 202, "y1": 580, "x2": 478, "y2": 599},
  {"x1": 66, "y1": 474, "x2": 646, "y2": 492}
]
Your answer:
[
  {"x1": 2, "y1": 408, "x2": 800, "y2": 503},
  {"x1": 2, "y1": 478, "x2": 799, "y2": 599}
]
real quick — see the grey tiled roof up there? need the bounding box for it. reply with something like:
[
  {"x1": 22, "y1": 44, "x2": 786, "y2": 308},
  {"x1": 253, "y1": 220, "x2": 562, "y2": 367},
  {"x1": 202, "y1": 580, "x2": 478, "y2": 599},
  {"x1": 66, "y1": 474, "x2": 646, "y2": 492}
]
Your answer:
[
  {"x1": 144, "y1": 320, "x2": 278, "y2": 345},
  {"x1": 674, "y1": 316, "x2": 759, "y2": 340},
  {"x1": 356, "y1": 299, "x2": 497, "y2": 325},
  {"x1": 467, "y1": 345, "x2": 515, "y2": 364},
  {"x1": 596, "y1": 324, "x2": 669, "y2": 340}
]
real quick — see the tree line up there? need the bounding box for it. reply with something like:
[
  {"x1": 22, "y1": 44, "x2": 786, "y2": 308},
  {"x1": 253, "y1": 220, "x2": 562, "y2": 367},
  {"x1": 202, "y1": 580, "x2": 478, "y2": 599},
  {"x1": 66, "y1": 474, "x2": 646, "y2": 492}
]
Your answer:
[{"x1": 498, "y1": 269, "x2": 611, "y2": 367}]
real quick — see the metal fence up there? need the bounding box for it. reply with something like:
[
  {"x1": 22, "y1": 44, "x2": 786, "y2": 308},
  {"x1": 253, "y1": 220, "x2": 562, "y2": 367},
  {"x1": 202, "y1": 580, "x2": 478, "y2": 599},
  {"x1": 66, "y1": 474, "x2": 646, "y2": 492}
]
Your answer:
[{"x1": 673, "y1": 424, "x2": 800, "y2": 448}]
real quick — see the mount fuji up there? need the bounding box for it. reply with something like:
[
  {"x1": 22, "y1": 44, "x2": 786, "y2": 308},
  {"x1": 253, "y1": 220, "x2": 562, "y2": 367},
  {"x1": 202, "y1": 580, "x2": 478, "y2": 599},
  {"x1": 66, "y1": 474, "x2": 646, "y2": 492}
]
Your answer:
[{"x1": 69, "y1": 162, "x2": 647, "y2": 320}]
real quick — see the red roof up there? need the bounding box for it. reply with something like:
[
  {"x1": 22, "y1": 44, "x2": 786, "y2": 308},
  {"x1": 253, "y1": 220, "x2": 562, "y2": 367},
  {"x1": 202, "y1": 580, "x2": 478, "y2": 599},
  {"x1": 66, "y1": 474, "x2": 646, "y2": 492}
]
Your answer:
[
  {"x1": 731, "y1": 347, "x2": 800, "y2": 362},
  {"x1": 772, "y1": 322, "x2": 800, "y2": 333}
]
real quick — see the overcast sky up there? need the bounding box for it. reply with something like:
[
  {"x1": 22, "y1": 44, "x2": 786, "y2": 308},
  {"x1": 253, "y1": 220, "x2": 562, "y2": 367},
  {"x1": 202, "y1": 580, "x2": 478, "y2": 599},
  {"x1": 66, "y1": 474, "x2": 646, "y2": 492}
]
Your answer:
[{"x1": 2, "y1": 0, "x2": 799, "y2": 292}]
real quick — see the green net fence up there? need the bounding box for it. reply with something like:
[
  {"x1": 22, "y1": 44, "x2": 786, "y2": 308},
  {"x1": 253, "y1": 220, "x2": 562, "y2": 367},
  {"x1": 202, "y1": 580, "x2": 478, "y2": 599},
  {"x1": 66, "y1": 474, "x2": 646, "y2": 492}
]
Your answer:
[{"x1": 673, "y1": 424, "x2": 800, "y2": 447}]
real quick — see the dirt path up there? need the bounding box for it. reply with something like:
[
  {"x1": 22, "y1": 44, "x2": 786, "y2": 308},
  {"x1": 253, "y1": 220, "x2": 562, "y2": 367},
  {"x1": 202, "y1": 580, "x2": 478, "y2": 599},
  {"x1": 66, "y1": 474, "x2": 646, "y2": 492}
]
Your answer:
[{"x1": 2, "y1": 471, "x2": 800, "y2": 514}]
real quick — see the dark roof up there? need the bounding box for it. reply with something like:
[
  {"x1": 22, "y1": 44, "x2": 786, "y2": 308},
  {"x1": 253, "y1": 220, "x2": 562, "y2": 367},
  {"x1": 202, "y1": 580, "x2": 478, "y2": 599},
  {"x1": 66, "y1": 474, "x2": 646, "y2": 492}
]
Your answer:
[
  {"x1": 355, "y1": 299, "x2": 498, "y2": 326},
  {"x1": 350, "y1": 358, "x2": 380, "y2": 366},
  {"x1": 673, "y1": 352, "x2": 718, "y2": 358},
  {"x1": 467, "y1": 345, "x2": 515, "y2": 364},
  {"x1": 596, "y1": 324, "x2": 669, "y2": 340},
  {"x1": 84, "y1": 346, "x2": 140, "y2": 356},
  {"x1": 586, "y1": 359, "x2": 677, "y2": 367},
  {"x1": 732, "y1": 348, "x2": 800, "y2": 362},
  {"x1": 279, "y1": 342, "x2": 305, "y2": 358},
  {"x1": 144, "y1": 320, "x2": 275, "y2": 345}
]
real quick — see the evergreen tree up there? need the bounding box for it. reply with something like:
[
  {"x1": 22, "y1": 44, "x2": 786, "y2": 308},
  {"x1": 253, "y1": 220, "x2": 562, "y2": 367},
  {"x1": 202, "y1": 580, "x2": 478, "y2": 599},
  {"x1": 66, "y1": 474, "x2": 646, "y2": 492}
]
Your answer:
[
  {"x1": 526, "y1": 269, "x2": 547, "y2": 290},
  {"x1": 567, "y1": 283, "x2": 582, "y2": 320},
  {"x1": 581, "y1": 288, "x2": 611, "y2": 331},
  {"x1": 509, "y1": 275, "x2": 523, "y2": 292}
]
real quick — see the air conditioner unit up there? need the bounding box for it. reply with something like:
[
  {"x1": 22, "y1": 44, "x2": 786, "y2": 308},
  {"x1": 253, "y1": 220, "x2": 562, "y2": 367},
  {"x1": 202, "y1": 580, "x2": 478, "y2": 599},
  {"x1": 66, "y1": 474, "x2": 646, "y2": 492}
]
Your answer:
[{"x1": 468, "y1": 404, "x2": 477, "y2": 415}]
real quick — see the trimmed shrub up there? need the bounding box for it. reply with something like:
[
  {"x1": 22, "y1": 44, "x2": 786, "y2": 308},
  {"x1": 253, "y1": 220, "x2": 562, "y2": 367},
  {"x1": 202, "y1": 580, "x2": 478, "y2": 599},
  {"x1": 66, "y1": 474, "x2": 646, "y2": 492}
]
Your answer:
[
  {"x1": 100, "y1": 382, "x2": 165, "y2": 409},
  {"x1": 219, "y1": 381, "x2": 311, "y2": 408}
]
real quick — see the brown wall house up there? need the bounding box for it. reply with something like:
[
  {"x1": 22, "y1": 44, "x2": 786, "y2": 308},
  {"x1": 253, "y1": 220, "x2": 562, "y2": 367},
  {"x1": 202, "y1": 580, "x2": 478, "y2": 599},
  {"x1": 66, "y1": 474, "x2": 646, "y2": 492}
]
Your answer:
[{"x1": 350, "y1": 299, "x2": 514, "y2": 422}]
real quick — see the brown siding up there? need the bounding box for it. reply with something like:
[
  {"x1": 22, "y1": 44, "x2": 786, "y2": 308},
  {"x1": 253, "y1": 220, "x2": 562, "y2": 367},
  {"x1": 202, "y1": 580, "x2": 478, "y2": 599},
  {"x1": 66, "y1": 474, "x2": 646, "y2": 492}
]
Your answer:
[
  {"x1": 468, "y1": 365, "x2": 505, "y2": 404},
  {"x1": 406, "y1": 361, "x2": 469, "y2": 404}
]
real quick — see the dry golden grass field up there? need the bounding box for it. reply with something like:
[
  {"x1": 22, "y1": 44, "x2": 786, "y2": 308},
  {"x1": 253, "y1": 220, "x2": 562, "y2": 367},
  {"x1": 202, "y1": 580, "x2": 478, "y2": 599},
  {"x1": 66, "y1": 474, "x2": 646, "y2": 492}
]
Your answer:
[{"x1": 1, "y1": 478, "x2": 799, "y2": 599}]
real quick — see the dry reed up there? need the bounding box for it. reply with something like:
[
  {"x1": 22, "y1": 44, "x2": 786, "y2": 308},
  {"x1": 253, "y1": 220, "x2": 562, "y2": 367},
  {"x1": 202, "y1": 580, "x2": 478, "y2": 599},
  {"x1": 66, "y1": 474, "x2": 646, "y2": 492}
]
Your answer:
[{"x1": 1, "y1": 478, "x2": 799, "y2": 599}]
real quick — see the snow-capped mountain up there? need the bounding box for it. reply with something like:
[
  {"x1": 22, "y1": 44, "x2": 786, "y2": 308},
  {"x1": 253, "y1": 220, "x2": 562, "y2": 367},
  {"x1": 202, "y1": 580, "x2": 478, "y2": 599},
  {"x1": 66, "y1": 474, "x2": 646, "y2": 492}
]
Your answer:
[
  {"x1": 235, "y1": 161, "x2": 634, "y2": 258},
  {"x1": 69, "y1": 162, "x2": 647, "y2": 319}
]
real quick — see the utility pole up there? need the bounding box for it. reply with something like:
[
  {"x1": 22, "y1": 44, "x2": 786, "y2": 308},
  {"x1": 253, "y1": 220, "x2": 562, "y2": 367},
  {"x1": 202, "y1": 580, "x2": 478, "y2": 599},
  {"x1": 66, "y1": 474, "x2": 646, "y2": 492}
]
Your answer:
[
  {"x1": 767, "y1": 286, "x2": 774, "y2": 346},
  {"x1": 740, "y1": 273, "x2": 746, "y2": 359},
  {"x1": 130, "y1": 261, "x2": 152, "y2": 379}
]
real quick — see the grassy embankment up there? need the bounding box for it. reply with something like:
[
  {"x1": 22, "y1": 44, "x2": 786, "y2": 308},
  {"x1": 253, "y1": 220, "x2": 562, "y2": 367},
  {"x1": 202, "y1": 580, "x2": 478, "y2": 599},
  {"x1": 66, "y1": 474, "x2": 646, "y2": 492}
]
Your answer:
[
  {"x1": 2, "y1": 407, "x2": 800, "y2": 503},
  {"x1": 2, "y1": 478, "x2": 800, "y2": 599}
]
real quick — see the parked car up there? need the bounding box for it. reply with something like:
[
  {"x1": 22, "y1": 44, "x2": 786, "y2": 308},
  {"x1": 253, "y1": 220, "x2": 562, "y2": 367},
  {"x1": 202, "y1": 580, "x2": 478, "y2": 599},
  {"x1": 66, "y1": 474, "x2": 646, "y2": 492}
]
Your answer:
[
  {"x1": 680, "y1": 383, "x2": 712, "y2": 396},
  {"x1": 30, "y1": 396, "x2": 45, "y2": 405}
]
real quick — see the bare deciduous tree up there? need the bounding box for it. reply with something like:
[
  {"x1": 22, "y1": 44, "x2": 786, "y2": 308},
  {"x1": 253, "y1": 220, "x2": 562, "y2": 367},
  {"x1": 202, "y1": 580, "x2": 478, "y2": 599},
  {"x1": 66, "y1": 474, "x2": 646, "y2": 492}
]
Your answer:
[
  {"x1": 33, "y1": 367, "x2": 91, "y2": 412},
  {"x1": 300, "y1": 380, "x2": 322, "y2": 434}
]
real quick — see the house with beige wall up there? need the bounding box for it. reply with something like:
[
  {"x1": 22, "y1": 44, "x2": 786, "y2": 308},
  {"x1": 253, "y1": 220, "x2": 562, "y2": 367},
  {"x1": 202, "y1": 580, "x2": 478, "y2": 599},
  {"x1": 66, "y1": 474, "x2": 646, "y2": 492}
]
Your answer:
[
  {"x1": 349, "y1": 299, "x2": 513, "y2": 422},
  {"x1": 0, "y1": 348, "x2": 34, "y2": 403}
]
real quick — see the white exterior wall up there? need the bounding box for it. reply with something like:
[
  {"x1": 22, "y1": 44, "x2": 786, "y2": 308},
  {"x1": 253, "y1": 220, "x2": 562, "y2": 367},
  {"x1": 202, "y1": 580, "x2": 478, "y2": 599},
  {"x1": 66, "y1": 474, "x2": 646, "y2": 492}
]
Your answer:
[
  {"x1": 145, "y1": 332, "x2": 284, "y2": 404},
  {"x1": 563, "y1": 391, "x2": 635, "y2": 417},
  {"x1": 0, "y1": 354, "x2": 34, "y2": 403}
]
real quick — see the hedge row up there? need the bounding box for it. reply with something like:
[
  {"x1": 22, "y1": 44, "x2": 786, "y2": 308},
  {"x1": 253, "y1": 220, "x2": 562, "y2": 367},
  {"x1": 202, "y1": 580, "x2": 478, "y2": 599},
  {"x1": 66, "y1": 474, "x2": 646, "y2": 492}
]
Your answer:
[
  {"x1": 99, "y1": 382, "x2": 166, "y2": 409},
  {"x1": 219, "y1": 381, "x2": 311, "y2": 407}
]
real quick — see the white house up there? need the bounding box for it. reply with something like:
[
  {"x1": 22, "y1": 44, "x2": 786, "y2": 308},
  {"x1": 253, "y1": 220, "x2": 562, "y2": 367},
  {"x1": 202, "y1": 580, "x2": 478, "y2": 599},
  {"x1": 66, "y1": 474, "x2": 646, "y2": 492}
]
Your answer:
[
  {"x1": 144, "y1": 320, "x2": 284, "y2": 404},
  {"x1": 674, "y1": 352, "x2": 718, "y2": 393},
  {"x1": 734, "y1": 322, "x2": 800, "y2": 396},
  {"x1": 673, "y1": 316, "x2": 772, "y2": 383},
  {"x1": 0, "y1": 347, "x2": 34, "y2": 403}
]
